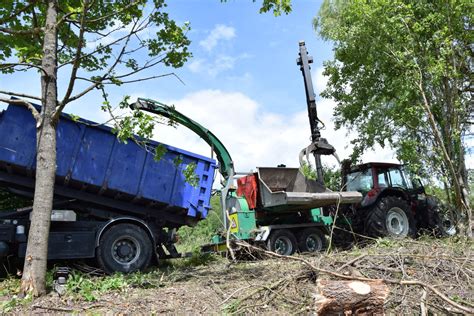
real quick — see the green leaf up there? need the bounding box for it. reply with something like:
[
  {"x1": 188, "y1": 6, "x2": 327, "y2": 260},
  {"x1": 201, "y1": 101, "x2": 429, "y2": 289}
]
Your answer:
[{"x1": 153, "y1": 144, "x2": 167, "y2": 162}]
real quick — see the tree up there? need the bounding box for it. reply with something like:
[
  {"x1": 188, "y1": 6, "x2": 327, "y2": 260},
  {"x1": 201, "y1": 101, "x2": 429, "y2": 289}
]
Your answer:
[
  {"x1": 221, "y1": 0, "x2": 292, "y2": 16},
  {"x1": 0, "y1": 0, "x2": 190, "y2": 296},
  {"x1": 314, "y1": 0, "x2": 473, "y2": 235}
]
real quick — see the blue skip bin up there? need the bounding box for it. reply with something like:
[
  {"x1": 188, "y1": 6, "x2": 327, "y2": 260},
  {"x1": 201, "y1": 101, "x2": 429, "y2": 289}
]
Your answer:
[{"x1": 0, "y1": 103, "x2": 216, "y2": 220}]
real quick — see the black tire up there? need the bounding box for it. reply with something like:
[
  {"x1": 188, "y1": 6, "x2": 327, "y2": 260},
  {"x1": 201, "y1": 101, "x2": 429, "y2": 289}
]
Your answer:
[
  {"x1": 97, "y1": 223, "x2": 153, "y2": 274},
  {"x1": 330, "y1": 225, "x2": 356, "y2": 250},
  {"x1": 365, "y1": 196, "x2": 416, "y2": 238},
  {"x1": 417, "y1": 197, "x2": 445, "y2": 237},
  {"x1": 266, "y1": 229, "x2": 297, "y2": 256},
  {"x1": 429, "y1": 204, "x2": 457, "y2": 237},
  {"x1": 297, "y1": 228, "x2": 326, "y2": 253}
]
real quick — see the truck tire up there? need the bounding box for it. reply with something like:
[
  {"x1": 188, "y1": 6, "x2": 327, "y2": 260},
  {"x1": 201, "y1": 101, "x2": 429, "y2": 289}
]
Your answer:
[
  {"x1": 297, "y1": 228, "x2": 326, "y2": 253},
  {"x1": 330, "y1": 225, "x2": 356, "y2": 250},
  {"x1": 97, "y1": 223, "x2": 153, "y2": 274},
  {"x1": 266, "y1": 229, "x2": 297, "y2": 256},
  {"x1": 365, "y1": 196, "x2": 415, "y2": 238}
]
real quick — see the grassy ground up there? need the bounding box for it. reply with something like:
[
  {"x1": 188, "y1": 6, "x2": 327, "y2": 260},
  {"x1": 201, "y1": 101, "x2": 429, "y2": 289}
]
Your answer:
[{"x1": 1, "y1": 236, "x2": 472, "y2": 315}]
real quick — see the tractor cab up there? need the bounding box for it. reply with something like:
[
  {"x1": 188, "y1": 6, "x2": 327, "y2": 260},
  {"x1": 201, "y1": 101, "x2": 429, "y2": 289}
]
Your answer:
[
  {"x1": 342, "y1": 162, "x2": 425, "y2": 208},
  {"x1": 341, "y1": 161, "x2": 454, "y2": 238}
]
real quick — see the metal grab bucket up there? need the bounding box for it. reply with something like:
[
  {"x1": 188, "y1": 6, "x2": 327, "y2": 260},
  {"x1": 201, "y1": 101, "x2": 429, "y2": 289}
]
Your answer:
[{"x1": 257, "y1": 167, "x2": 362, "y2": 211}]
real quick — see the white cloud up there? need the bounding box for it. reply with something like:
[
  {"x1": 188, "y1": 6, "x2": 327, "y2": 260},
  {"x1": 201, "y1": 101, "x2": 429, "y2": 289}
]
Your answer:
[
  {"x1": 209, "y1": 55, "x2": 236, "y2": 76},
  {"x1": 313, "y1": 67, "x2": 329, "y2": 95},
  {"x1": 199, "y1": 24, "x2": 236, "y2": 52},
  {"x1": 188, "y1": 59, "x2": 205, "y2": 73},
  {"x1": 225, "y1": 72, "x2": 253, "y2": 85},
  {"x1": 187, "y1": 55, "x2": 238, "y2": 77},
  {"x1": 149, "y1": 90, "x2": 309, "y2": 173},
  {"x1": 134, "y1": 90, "x2": 397, "y2": 181}
]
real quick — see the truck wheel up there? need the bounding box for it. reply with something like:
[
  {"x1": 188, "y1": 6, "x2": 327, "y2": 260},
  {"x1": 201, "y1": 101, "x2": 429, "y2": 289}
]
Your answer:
[
  {"x1": 266, "y1": 229, "x2": 297, "y2": 256},
  {"x1": 365, "y1": 196, "x2": 415, "y2": 238},
  {"x1": 97, "y1": 223, "x2": 153, "y2": 274},
  {"x1": 297, "y1": 228, "x2": 326, "y2": 253}
]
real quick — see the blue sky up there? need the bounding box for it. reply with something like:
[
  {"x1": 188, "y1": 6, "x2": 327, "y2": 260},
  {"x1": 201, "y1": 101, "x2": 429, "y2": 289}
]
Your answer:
[{"x1": 0, "y1": 1, "x2": 415, "y2": 175}]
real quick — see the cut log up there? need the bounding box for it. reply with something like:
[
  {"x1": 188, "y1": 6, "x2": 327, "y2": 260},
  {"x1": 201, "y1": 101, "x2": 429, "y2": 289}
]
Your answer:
[{"x1": 314, "y1": 279, "x2": 389, "y2": 315}]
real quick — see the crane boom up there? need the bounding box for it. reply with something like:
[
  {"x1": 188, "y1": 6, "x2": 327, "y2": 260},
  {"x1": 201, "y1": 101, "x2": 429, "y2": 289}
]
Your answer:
[
  {"x1": 130, "y1": 98, "x2": 235, "y2": 181},
  {"x1": 297, "y1": 41, "x2": 336, "y2": 184}
]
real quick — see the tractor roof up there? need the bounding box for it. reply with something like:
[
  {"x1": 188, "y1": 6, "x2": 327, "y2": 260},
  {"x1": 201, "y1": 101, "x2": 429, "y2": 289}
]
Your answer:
[{"x1": 349, "y1": 162, "x2": 402, "y2": 172}]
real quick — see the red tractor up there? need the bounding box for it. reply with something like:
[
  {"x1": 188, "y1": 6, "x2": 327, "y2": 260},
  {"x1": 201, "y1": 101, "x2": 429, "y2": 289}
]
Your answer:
[{"x1": 340, "y1": 161, "x2": 455, "y2": 239}]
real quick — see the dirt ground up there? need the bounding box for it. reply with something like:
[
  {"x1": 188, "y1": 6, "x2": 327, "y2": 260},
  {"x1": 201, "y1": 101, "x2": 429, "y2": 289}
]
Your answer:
[{"x1": 1, "y1": 237, "x2": 473, "y2": 315}]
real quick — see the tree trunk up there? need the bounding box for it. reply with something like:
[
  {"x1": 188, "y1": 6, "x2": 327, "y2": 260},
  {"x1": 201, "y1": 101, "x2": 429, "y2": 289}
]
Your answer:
[
  {"x1": 417, "y1": 80, "x2": 472, "y2": 237},
  {"x1": 314, "y1": 279, "x2": 389, "y2": 314},
  {"x1": 20, "y1": 0, "x2": 58, "y2": 297}
]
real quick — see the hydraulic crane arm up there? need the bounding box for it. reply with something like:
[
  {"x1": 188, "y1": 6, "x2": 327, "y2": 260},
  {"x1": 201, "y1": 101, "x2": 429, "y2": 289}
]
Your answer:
[
  {"x1": 130, "y1": 98, "x2": 235, "y2": 181},
  {"x1": 297, "y1": 41, "x2": 336, "y2": 184}
]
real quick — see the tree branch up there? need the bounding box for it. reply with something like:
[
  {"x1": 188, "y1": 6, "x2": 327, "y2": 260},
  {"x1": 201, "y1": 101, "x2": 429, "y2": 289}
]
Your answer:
[
  {"x1": 0, "y1": 97, "x2": 40, "y2": 121},
  {"x1": 55, "y1": 18, "x2": 139, "y2": 114},
  {"x1": 0, "y1": 2, "x2": 35, "y2": 25},
  {"x1": 0, "y1": 26, "x2": 43, "y2": 35},
  {"x1": 60, "y1": 0, "x2": 89, "y2": 106},
  {"x1": 0, "y1": 90, "x2": 42, "y2": 101},
  {"x1": 77, "y1": 73, "x2": 181, "y2": 85},
  {"x1": 114, "y1": 56, "x2": 167, "y2": 80},
  {"x1": 235, "y1": 241, "x2": 474, "y2": 314},
  {"x1": 57, "y1": 20, "x2": 149, "y2": 69},
  {"x1": 56, "y1": 10, "x2": 81, "y2": 27},
  {"x1": 80, "y1": 2, "x2": 138, "y2": 24},
  {"x1": 0, "y1": 63, "x2": 46, "y2": 74}
]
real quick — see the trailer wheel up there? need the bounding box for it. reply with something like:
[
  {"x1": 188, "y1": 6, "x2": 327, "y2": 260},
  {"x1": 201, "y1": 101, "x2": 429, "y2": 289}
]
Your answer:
[
  {"x1": 365, "y1": 196, "x2": 416, "y2": 238},
  {"x1": 97, "y1": 223, "x2": 153, "y2": 274},
  {"x1": 297, "y1": 228, "x2": 326, "y2": 253},
  {"x1": 266, "y1": 229, "x2": 297, "y2": 256}
]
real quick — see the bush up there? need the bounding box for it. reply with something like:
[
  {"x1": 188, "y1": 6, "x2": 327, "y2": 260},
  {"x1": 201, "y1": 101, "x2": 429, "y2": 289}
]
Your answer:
[{"x1": 175, "y1": 196, "x2": 223, "y2": 252}]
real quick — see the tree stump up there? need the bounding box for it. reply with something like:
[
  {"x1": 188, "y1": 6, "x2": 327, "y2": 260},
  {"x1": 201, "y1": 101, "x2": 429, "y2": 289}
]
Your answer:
[{"x1": 314, "y1": 279, "x2": 389, "y2": 315}]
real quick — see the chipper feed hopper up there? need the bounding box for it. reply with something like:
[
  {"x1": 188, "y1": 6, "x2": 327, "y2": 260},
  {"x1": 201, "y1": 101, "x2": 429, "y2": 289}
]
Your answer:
[{"x1": 256, "y1": 167, "x2": 361, "y2": 211}]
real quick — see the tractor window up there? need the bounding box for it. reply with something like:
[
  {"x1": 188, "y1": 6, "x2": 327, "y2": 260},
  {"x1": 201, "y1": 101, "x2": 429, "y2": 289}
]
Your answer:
[
  {"x1": 377, "y1": 171, "x2": 388, "y2": 187},
  {"x1": 388, "y1": 168, "x2": 407, "y2": 188},
  {"x1": 346, "y1": 169, "x2": 373, "y2": 193},
  {"x1": 400, "y1": 167, "x2": 414, "y2": 189}
]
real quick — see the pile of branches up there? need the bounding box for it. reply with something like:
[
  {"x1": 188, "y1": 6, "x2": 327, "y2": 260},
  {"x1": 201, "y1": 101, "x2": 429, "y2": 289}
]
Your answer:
[{"x1": 226, "y1": 237, "x2": 473, "y2": 315}]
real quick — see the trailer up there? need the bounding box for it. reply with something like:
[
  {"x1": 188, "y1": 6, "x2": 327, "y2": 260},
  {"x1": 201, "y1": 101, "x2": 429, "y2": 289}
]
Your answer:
[
  {"x1": 132, "y1": 90, "x2": 361, "y2": 257},
  {"x1": 129, "y1": 42, "x2": 362, "y2": 257},
  {"x1": 0, "y1": 102, "x2": 216, "y2": 273}
]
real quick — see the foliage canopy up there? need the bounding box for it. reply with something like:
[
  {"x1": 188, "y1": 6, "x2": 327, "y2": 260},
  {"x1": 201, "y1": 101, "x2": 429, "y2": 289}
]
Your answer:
[{"x1": 314, "y1": 0, "x2": 472, "y2": 233}]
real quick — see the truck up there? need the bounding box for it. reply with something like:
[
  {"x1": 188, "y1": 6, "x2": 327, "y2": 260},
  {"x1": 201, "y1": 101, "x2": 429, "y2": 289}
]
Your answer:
[{"x1": 0, "y1": 101, "x2": 217, "y2": 274}]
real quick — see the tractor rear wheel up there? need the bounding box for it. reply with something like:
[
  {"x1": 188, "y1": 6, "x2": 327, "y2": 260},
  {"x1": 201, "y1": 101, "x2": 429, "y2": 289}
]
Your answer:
[
  {"x1": 365, "y1": 196, "x2": 416, "y2": 238},
  {"x1": 419, "y1": 198, "x2": 457, "y2": 237},
  {"x1": 297, "y1": 228, "x2": 326, "y2": 253},
  {"x1": 266, "y1": 229, "x2": 297, "y2": 256}
]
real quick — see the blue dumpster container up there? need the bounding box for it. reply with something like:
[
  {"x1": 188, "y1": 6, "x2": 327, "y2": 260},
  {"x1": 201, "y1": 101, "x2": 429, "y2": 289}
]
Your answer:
[{"x1": 0, "y1": 103, "x2": 216, "y2": 219}]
